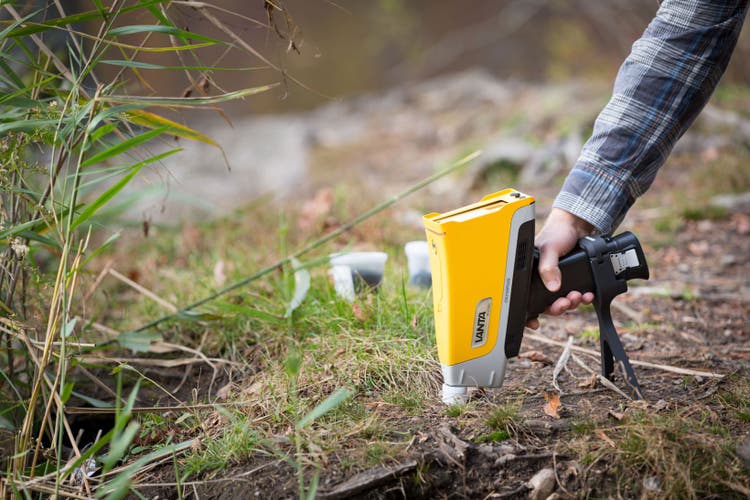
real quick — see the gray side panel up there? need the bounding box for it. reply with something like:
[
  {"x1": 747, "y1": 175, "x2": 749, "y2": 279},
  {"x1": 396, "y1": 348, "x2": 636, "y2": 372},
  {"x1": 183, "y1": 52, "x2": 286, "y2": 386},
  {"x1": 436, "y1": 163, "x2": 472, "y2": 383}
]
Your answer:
[{"x1": 442, "y1": 203, "x2": 535, "y2": 388}]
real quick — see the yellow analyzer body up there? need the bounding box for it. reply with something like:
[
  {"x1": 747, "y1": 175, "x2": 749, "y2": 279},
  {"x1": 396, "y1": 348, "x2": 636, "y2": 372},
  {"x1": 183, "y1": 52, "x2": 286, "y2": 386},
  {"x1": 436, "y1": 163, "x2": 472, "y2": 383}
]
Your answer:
[{"x1": 423, "y1": 189, "x2": 535, "y2": 403}]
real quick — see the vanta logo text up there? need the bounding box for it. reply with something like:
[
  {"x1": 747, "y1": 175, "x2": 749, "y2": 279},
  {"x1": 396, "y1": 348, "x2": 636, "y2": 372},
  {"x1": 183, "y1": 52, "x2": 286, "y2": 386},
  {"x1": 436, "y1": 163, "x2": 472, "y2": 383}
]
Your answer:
[{"x1": 471, "y1": 298, "x2": 492, "y2": 348}]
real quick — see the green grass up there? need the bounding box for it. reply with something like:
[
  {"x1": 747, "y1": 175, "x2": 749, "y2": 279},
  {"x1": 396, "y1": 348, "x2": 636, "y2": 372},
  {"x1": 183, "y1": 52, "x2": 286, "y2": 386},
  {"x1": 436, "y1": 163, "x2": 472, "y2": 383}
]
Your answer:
[{"x1": 89, "y1": 194, "x2": 444, "y2": 486}]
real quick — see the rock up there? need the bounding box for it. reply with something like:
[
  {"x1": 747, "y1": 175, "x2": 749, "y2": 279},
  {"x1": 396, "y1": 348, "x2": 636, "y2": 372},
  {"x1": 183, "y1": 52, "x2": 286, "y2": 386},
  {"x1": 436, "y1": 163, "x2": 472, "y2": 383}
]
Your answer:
[
  {"x1": 527, "y1": 468, "x2": 556, "y2": 500},
  {"x1": 494, "y1": 454, "x2": 517, "y2": 466},
  {"x1": 711, "y1": 191, "x2": 750, "y2": 210},
  {"x1": 643, "y1": 475, "x2": 661, "y2": 493},
  {"x1": 545, "y1": 493, "x2": 566, "y2": 500}
]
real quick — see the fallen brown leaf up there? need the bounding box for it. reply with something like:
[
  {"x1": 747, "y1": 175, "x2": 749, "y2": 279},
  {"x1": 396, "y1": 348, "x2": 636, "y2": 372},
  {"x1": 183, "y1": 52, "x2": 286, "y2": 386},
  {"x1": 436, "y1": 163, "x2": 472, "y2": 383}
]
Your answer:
[
  {"x1": 578, "y1": 373, "x2": 598, "y2": 389},
  {"x1": 608, "y1": 410, "x2": 625, "y2": 421},
  {"x1": 519, "y1": 350, "x2": 554, "y2": 365},
  {"x1": 542, "y1": 390, "x2": 561, "y2": 419},
  {"x1": 216, "y1": 382, "x2": 233, "y2": 401}
]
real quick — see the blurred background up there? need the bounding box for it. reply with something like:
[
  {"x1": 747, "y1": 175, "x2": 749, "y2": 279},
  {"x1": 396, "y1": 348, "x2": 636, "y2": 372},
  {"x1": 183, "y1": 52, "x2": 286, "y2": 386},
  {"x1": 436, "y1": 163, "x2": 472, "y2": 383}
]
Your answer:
[
  {"x1": 90, "y1": 0, "x2": 750, "y2": 115},
  {"x1": 27, "y1": 0, "x2": 748, "y2": 221}
]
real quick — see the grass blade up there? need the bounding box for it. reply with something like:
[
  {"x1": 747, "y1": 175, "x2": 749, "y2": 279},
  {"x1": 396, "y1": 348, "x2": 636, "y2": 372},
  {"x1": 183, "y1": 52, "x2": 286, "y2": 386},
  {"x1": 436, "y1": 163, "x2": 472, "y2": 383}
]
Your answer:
[
  {"x1": 107, "y1": 24, "x2": 225, "y2": 45},
  {"x1": 296, "y1": 388, "x2": 353, "y2": 430},
  {"x1": 102, "y1": 83, "x2": 278, "y2": 108},
  {"x1": 81, "y1": 127, "x2": 167, "y2": 168},
  {"x1": 124, "y1": 110, "x2": 219, "y2": 146}
]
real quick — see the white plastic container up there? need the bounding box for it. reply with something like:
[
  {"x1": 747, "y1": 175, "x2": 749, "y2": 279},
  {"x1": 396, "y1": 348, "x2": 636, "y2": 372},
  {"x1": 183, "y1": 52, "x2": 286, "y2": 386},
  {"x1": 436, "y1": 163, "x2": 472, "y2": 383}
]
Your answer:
[
  {"x1": 329, "y1": 251, "x2": 388, "y2": 301},
  {"x1": 404, "y1": 241, "x2": 431, "y2": 288}
]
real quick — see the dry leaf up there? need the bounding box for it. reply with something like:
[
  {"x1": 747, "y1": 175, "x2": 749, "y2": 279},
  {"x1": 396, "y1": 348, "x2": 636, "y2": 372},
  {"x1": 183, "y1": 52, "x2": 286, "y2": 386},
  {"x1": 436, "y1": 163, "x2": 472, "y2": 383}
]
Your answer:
[
  {"x1": 216, "y1": 382, "x2": 233, "y2": 401},
  {"x1": 519, "y1": 350, "x2": 554, "y2": 365},
  {"x1": 578, "y1": 373, "x2": 598, "y2": 389},
  {"x1": 608, "y1": 410, "x2": 625, "y2": 421},
  {"x1": 542, "y1": 391, "x2": 561, "y2": 419},
  {"x1": 595, "y1": 429, "x2": 616, "y2": 448}
]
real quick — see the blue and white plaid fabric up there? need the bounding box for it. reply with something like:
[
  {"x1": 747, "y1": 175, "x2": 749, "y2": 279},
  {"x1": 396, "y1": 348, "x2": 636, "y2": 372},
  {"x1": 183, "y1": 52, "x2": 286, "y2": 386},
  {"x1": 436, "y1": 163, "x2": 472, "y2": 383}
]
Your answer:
[{"x1": 554, "y1": 0, "x2": 749, "y2": 234}]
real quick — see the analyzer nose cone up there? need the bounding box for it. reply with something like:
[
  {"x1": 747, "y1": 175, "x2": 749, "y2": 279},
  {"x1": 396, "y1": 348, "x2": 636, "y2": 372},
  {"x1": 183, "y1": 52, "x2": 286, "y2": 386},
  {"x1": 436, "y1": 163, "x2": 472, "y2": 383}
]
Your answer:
[{"x1": 441, "y1": 384, "x2": 468, "y2": 405}]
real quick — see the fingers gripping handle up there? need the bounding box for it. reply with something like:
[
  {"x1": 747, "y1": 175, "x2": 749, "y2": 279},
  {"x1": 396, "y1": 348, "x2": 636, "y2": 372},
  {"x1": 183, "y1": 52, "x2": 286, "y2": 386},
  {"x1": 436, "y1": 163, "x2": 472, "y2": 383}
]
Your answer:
[{"x1": 525, "y1": 232, "x2": 649, "y2": 398}]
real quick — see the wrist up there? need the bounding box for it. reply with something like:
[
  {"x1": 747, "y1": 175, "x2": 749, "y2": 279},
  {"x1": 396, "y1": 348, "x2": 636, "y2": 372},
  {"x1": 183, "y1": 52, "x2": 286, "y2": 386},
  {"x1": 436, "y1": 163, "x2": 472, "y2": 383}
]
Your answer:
[{"x1": 547, "y1": 208, "x2": 595, "y2": 239}]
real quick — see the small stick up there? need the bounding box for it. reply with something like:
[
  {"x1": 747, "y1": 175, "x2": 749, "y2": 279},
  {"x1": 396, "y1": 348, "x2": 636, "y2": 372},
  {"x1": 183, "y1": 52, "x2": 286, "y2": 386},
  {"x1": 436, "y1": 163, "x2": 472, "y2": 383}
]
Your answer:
[
  {"x1": 76, "y1": 355, "x2": 241, "y2": 369},
  {"x1": 570, "y1": 353, "x2": 631, "y2": 400},
  {"x1": 552, "y1": 336, "x2": 573, "y2": 393},
  {"x1": 108, "y1": 268, "x2": 178, "y2": 313},
  {"x1": 525, "y1": 332, "x2": 724, "y2": 378}
]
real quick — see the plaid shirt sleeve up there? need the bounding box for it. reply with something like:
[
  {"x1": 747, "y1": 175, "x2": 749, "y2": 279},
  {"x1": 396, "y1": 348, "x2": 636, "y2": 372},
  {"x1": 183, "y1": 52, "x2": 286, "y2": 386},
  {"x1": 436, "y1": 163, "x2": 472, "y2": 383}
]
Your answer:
[{"x1": 554, "y1": 0, "x2": 749, "y2": 234}]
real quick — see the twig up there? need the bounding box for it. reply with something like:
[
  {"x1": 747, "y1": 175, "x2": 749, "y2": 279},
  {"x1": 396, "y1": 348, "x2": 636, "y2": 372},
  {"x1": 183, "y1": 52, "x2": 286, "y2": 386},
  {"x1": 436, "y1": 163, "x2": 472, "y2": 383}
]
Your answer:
[
  {"x1": 77, "y1": 355, "x2": 241, "y2": 368},
  {"x1": 570, "y1": 353, "x2": 631, "y2": 400},
  {"x1": 524, "y1": 332, "x2": 724, "y2": 379},
  {"x1": 552, "y1": 336, "x2": 573, "y2": 393},
  {"x1": 131, "y1": 459, "x2": 282, "y2": 488},
  {"x1": 108, "y1": 268, "x2": 178, "y2": 313},
  {"x1": 128, "y1": 150, "x2": 480, "y2": 334}
]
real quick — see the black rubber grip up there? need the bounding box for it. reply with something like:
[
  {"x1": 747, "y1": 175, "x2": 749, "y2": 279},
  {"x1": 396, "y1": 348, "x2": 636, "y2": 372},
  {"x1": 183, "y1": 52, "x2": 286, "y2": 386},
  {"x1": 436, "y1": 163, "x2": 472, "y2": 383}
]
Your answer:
[
  {"x1": 525, "y1": 232, "x2": 649, "y2": 320},
  {"x1": 526, "y1": 247, "x2": 594, "y2": 318}
]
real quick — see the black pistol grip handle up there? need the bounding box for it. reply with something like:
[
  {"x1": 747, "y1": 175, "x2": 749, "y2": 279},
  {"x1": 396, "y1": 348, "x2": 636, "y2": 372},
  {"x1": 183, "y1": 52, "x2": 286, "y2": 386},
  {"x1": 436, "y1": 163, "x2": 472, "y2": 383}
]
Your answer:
[
  {"x1": 525, "y1": 231, "x2": 649, "y2": 320},
  {"x1": 526, "y1": 247, "x2": 594, "y2": 319}
]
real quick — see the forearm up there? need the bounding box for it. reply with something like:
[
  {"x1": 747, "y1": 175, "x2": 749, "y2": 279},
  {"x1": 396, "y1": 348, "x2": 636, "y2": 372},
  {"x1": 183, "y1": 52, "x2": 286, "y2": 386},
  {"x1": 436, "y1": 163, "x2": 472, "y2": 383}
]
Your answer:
[{"x1": 555, "y1": 0, "x2": 749, "y2": 234}]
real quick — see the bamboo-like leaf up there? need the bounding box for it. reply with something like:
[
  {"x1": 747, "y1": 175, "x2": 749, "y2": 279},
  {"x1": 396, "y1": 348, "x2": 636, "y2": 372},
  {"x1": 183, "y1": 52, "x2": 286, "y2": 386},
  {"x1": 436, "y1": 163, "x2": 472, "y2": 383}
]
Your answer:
[
  {"x1": 102, "y1": 421, "x2": 139, "y2": 472},
  {"x1": 102, "y1": 83, "x2": 278, "y2": 108},
  {"x1": 82, "y1": 231, "x2": 121, "y2": 267},
  {"x1": 107, "y1": 24, "x2": 225, "y2": 45},
  {"x1": 117, "y1": 330, "x2": 162, "y2": 353},
  {"x1": 89, "y1": 121, "x2": 118, "y2": 143},
  {"x1": 0, "y1": 218, "x2": 43, "y2": 241},
  {"x1": 0, "y1": 415, "x2": 14, "y2": 431},
  {"x1": 6, "y1": 1, "x2": 168, "y2": 38},
  {"x1": 296, "y1": 388, "x2": 353, "y2": 429},
  {"x1": 0, "y1": 118, "x2": 61, "y2": 135},
  {"x1": 60, "y1": 381, "x2": 75, "y2": 404},
  {"x1": 101, "y1": 60, "x2": 267, "y2": 72},
  {"x1": 70, "y1": 391, "x2": 113, "y2": 408},
  {"x1": 62, "y1": 317, "x2": 77, "y2": 338},
  {"x1": 18, "y1": 231, "x2": 60, "y2": 250},
  {"x1": 81, "y1": 127, "x2": 166, "y2": 168},
  {"x1": 124, "y1": 110, "x2": 218, "y2": 146},
  {"x1": 0, "y1": 58, "x2": 26, "y2": 90},
  {"x1": 95, "y1": 438, "x2": 195, "y2": 500},
  {"x1": 176, "y1": 310, "x2": 225, "y2": 321},
  {"x1": 212, "y1": 302, "x2": 284, "y2": 324},
  {"x1": 70, "y1": 164, "x2": 142, "y2": 230}
]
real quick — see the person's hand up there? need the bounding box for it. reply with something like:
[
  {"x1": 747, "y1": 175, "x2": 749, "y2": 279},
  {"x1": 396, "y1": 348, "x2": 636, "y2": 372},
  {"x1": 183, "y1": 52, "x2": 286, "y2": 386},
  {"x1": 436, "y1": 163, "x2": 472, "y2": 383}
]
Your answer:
[{"x1": 526, "y1": 208, "x2": 596, "y2": 329}]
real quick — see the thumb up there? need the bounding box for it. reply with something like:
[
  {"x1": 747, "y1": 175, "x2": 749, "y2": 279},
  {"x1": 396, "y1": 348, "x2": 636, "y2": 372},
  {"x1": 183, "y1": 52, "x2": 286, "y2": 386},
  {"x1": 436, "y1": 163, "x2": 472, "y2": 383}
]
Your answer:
[{"x1": 538, "y1": 244, "x2": 562, "y2": 292}]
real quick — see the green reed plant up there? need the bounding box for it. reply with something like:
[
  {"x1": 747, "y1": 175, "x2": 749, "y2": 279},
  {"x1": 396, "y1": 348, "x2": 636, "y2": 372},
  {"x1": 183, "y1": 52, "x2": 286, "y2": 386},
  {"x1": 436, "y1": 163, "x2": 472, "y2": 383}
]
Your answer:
[{"x1": 0, "y1": 0, "x2": 291, "y2": 496}]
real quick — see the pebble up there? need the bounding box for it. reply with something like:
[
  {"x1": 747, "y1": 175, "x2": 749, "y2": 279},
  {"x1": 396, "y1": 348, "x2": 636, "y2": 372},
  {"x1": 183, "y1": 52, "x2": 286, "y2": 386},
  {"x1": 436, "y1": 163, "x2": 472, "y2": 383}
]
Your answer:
[{"x1": 527, "y1": 468, "x2": 556, "y2": 500}]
